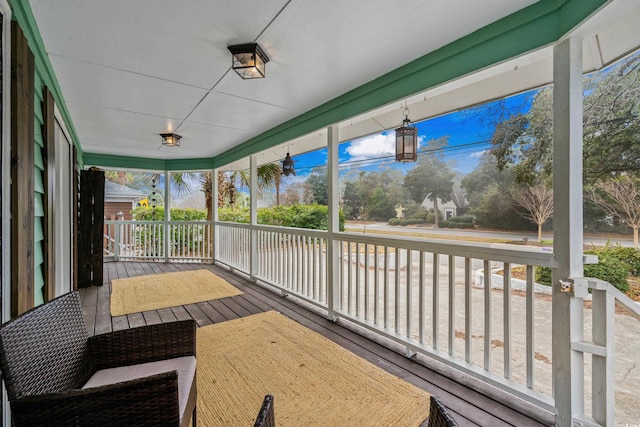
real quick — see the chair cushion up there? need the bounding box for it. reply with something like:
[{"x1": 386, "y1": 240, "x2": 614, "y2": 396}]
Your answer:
[{"x1": 82, "y1": 356, "x2": 195, "y2": 421}]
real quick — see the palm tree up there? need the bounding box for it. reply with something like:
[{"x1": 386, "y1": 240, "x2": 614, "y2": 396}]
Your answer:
[{"x1": 217, "y1": 163, "x2": 283, "y2": 209}]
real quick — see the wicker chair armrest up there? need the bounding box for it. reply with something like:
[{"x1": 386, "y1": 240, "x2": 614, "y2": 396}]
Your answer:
[
  {"x1": 11, "y1": 371, "x2": 180, "y2": 427},
  {"x1": 88, "y1": 320, "x2": 196, "y2": 370}
]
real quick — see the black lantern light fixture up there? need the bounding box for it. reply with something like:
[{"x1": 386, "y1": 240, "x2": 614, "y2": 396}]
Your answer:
[
  {"x1": 160, "y1": 132, "x2": 182, "y2": 147},
  {"x1": 282, "y1": 152, "x2": 296, "y2": 177},
  {"x1": 395, "y1": 105, "x2": 417, "y2": 162},
  {"x1": 228, "y1": 43, "x2": 270, "y2": 79}
]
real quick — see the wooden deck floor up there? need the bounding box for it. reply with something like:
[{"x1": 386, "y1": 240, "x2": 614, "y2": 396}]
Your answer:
[{"x1": 80, "y1": 261, "x2": 555, "y2": 427}]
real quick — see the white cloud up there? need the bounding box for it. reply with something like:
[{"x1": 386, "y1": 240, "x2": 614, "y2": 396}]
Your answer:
[
  {"x1": 470, "y1": 149, "x2": 488, "y2": 158},
  {"x1": 346, "y1": 133, "x2": 395, "y2": 161}
]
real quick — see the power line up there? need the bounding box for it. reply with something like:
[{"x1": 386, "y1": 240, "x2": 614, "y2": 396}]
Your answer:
[{"x1": 290, "y1": 138, "x2": 493, "y2": 174}]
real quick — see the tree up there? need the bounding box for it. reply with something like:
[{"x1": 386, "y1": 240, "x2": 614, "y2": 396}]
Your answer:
[
  {"x1": 403, "y1": 137, "x2": 455, "y2": 227},
  {"x1": 216, "y1": 163, "x2": 283, "y2": 210},
  {"x1": 461, "y1": 154, "x2": 532, "y2": 230},
  {"x1": 510, "y1": 183, "x2": 554, "y2": 242},
  {"x1": 306, "y1": 166, "x2": 328, "y2": 205},
  {"x1": 588, "y1": 176, "x2": 640, "y2": 247},
  {"x1": 487, "y1": 54, "x2": 640, "y2": 182},
  {"x1": 342, "y1": 169, "x2": 405, "y2": 220}
]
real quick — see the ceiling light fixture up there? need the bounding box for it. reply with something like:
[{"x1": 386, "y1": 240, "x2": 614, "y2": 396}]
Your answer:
[
  {"x1": 160, "y1": 133, "x2": 182, "y2": 147},
  {"x1": 228, "y1": 43, "x2": 269, "y2": 79},
  {"x1": 395, "y1": 104, "x2": 417, "y2": 162}
]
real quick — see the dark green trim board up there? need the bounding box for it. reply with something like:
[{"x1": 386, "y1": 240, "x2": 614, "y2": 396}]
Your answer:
[
  {"x1": 81, "y1": 153, "x2": 214, "y2": 172},
  {"x1": 13, "y1": 0, "x2": 608, "y2": 170},
  {"x1": 8, "y1": 0, "x2": 83, "y2": 159}
]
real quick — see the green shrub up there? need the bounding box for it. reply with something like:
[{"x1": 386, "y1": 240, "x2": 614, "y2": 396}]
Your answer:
[
  {"x1": 218, "y1": 204, "x2": 344, "y2": 231},
  {"x1": 536, "y1": 253, "x2": 629, "y2": 292},
  {"x1": 584, "y1": 256, "x2": 629, "y2": 292},
  {"x1": 388, "y1": 218, "x2": 401, "y2": 225},
  {"x1": 447, "y1": 215, "x2": 474, "y2": 224},
  {"x1": 408, "y1": 208, "x2": 428, "y2": 222},
  {"x1": 606, "y1": 246, "x2": 640, "y2": 275},
  {"x1": 439, "y1": 220, "x2": 474, "y2": 229},
  {"x1": 218, "y1": 208, "x2": 250, "y2": 223},
  {"x1": 131, "y1": 206, "x2": 206, "y2": 221},
  {"x1": 535, "y1": 266, "x2": 552, "y2": 286}
]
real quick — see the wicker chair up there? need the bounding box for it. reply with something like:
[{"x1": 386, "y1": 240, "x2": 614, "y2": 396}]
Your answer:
[
  {"x1": 427, "y1": 396, "x2": 459, "y2": 427},
  {"x1": 0, "y1": 291, "x2": 197, "y2": 427},
  {"x1": 254, "y1": 394, "x2": 275, "y2": 427}
]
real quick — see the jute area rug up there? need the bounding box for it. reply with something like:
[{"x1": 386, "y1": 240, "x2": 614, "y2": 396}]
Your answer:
[
  {"x1": 196, "y1": 311, "x2": 431, "y2": 426},
  {"x1": 110, "y1": 269, "x2": 242, "y2": 316}
]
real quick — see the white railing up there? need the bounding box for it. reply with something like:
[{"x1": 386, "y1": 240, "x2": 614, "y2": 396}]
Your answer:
[
  {"x1": 568, "y1": 277, "x2": 640, "y2": 426},
  {"x1": 333, "y1": 233, "x2": 557, "y2": 412},
  {"x1": 112, "y1": 219, "x2": 639, "y2": 424},
  {"x1": 214, "y1": 221, "x2": 559, "y2": 412},
  {"x1": 103, "y1": 220, "x2": 212, "y2": 262}
]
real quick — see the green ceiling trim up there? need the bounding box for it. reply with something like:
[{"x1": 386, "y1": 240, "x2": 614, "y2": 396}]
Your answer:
[
  {"x1": 9, "y1": 0, "x2": 84, "y2": 158},
  {"x1": 82, "y1": 152, "x2": 214, "y2": 172},
  {"x1": 212, "y1": 0, "x2": 608, "y2": 168}
]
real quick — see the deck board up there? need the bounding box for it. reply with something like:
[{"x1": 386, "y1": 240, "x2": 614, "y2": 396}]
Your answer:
[{"x1": 80, "y1": 261, "x2": 554, "y2": 427}]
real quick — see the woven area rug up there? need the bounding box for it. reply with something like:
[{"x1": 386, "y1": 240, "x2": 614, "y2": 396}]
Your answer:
[
  {"x1": 110, "y1": 269, "x2": 242, "y2": 316},
  {"x1": 196, "y1": 311, "x2": 430, "y2": 426}
]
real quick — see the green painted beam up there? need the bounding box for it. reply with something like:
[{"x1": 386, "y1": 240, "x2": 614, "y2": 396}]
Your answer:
[{"x1": 82, "y1": 152, "x2": 214, "y2": 172}]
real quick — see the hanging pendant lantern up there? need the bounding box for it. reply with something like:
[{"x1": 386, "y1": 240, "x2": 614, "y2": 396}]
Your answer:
[
  {"x1": 395, "y1": 105, "x2": 417, "y2": 162},
  {"x1": 282, "y1": 152, "x2": 296, "y2": 176}
]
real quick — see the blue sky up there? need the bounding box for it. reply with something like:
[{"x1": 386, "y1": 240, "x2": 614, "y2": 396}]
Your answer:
[{"x1": 286, "y1": 89, "x2": 537, "y2": 183}]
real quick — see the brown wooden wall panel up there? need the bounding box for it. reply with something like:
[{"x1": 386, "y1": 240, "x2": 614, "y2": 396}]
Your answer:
[
  {"x1": 42, "y1": 87, "x2": 55, "y2": 302},
  {"x1": 10, "y1": 21, "x2": 35, "y2": 316},
  {"x1": 78, "y1": 168, "x2": 104, "y2": 287}
]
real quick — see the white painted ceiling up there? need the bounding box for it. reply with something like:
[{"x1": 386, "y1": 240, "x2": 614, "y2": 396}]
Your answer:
[{"x1": 28, "y1": 0, "x2": 640, "y2": 170}]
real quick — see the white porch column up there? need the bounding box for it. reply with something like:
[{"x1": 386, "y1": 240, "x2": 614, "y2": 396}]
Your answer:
[
  {"x1": 327, "y1": 124, "x2": 340, "y2": 321},
  {"x1": 250, "y1": 155, "x2": 258, "y2": 281},
  {"x1": 212, "y1": 168, "x2": 218, "y2": 262},
  {"x1": 164, "y1": 170, "x2": 171, "y2": 262},
  {"x1": 552, "y1": 37, "x2": 584, "y2": 427}
]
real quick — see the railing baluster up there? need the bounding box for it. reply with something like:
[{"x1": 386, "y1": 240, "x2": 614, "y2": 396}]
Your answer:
[
  {"x1": 406, "y1": 250, "x2": 412, "y2": 340},
  {"x1": 504, "y1": 262, "x2": 512, "y2": 379},
  {"x1": 449, "y1": 255, "x2": 455, "y2": 356},
  {"x1": 374, "y1": 245, "x2": 380, "y2": 326},
  {"x1": 465, "y1": 257, "x2": 472, "y2": 364},
  {"x1": 484, "y1": 259, "x2": 491, "y2": 371},
  {"x1": 433, "y1": 253, "x2": 439, "y2": 350},
  {"x1": 311, "y1": 236, "x2": 315, "y2": 296},
  {"x1": 384, "y1": 246, "x2": 389, "y2": 329},
  {"x1": 419, "y1": 251, "x2": 425, "y2": 344},
  {"x1": 347, "y1": 242, "x2": 352, "y2": 314},
  {"x1": 356, "y1": 243, "x2": 361, "y2": 317},
  {"x1": 319, "y1": 238, "x2": 325, "y2": 303},
  {"x1": 288, "y1": 234, "x2": 293, "y2": 291},
  {"x1": 526, "y1": 265, "x2": 534, "y2": 389},
  {"x1": 394, "y1": 247, "x2": 400, "y2": 334},
  {"x1": 364, "y1": 243, "x2": 370, "y2": 322}
]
